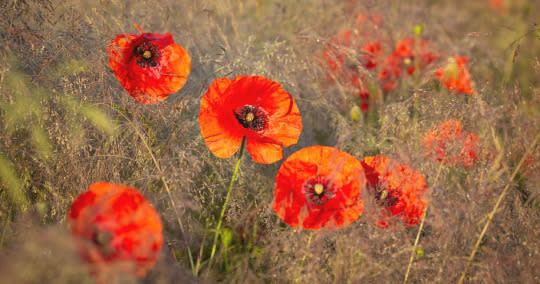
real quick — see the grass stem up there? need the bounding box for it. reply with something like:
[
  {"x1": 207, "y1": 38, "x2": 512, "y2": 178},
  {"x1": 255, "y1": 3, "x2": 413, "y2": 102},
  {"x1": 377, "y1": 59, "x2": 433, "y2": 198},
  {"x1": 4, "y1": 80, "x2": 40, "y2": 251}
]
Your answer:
[
  {"x1": 404, "y1": 162, "x2": 443, "y2": 283},
  {"x1": 458, "y1": 133, "x2": 539, "y2": 283}
]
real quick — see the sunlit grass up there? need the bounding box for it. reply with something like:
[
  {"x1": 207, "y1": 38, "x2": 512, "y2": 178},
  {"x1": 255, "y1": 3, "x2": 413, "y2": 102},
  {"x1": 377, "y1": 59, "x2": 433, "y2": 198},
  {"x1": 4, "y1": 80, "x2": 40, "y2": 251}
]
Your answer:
[{"x1": 0, "y1": 0, "x2": 538, "y2": 283}]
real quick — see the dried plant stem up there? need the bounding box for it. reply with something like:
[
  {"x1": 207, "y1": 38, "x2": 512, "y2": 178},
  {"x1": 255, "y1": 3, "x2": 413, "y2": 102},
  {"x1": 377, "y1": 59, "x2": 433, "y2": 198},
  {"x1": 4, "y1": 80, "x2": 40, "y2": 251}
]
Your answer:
[
  {"x1": 115, "y1": 108, "x2": 185, "y2": 234},
  {"x1": 458, "y1": 133, "x2": 539, "y2": 284},
  {"x1": 404, "y1": 163, "x2": 443, "y2": 283},
  {"x1": 209, "y1": 136, "x2": 246, "y2": 263},
  {"x1": 300, "y1": 231, "x2": 314, "y2": 269},
  {"x1": 403, "y1": 208, "x2": 427, "y2": 284}
]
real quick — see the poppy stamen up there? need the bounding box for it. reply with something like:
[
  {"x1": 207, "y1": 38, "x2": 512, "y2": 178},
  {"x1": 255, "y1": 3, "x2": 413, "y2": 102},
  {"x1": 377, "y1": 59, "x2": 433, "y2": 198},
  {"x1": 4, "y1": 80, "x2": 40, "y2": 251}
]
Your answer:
[
  {"x1": 303, "y1": 175, "x2": 337, "y2": 205},
  {"x1": 235, "y1": 105, "x2": 268, "y2": 132},
  {"x1": 133, "y1": 41, "x2": 161, "y2": 68},
  {"x1": 314, "y1": 183, "x2": 324, "y2": 195},
  {"x1": 245, "y1": 112, "x2": 255, "y2": 122},
  {"x1": 143, "y1": 50, "x2": 152, "y2": 59},
  {"x1": 374, "y1": 183, "x2": 399, "y2": 208}
]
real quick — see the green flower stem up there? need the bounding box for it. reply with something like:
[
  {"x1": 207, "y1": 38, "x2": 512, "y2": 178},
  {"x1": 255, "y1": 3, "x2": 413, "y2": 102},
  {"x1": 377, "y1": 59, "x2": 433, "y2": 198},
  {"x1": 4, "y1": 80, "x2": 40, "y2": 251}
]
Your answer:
[{"x1": 209, "y1": 136, "x2": 246, "y2": 263}]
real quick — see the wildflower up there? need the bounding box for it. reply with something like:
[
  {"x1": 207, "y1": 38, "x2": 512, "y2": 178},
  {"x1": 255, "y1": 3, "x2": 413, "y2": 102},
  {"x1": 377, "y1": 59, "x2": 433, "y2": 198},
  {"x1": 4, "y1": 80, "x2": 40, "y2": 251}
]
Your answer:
[
  {"x1": 272, "y1": 146, "x2": 364, "y2": 230},
  {"x1": 361, "y1": 155, "x2": 428, "y2": 228},
  {"x1": 68, "y1": 182, "x2": 163, "y2": 279},
  {"x1": 435, "y1": 55, "x2": 475, "y2": 95},
  {"x1": 199, "y1": 75, "x2": 302, "y2": 164},
  {"x1": 323, "y1": 30, "x2": 358, "y2": 84},
  {"x1": 378, "y1": 38, "x2": 439, "y2": 91},
  {"x1": 108, "y1": 24, "x2": 191, "y2": 104},
  {"x1": 489, "y1": 0, "x2": 507, "y2": 14},
  {"x1": 361, "y1": 40, "x2": 384, "y2": 70},
  {"x1": 422, "y1": 119, "x2": 481, "y2": 167}
]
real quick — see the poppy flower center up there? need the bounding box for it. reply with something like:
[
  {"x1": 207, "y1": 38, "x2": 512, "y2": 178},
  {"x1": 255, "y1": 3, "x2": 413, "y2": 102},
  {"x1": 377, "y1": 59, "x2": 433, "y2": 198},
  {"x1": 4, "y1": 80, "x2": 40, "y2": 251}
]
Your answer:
[
  {"x1": 92, "y1": 229, "x2": 115, "y2": 256},
  {"x1": 134, "y1": 41, "x2": 160, "y2": 68},
  {"x1": 374, "y1": 184, "x2": 399, "y2": 208},
  {"x1": 303, "y1": 175, "x2": 337, "y2": 205},
  {"x1": 235, "y1": 105, "x2": 268, "y2": 132}
]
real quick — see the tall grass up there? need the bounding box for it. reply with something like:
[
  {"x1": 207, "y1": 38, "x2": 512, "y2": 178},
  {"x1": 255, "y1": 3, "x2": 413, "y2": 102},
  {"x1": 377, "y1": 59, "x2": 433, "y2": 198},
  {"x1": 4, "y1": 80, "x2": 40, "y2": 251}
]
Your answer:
[{"x1": 0, "y1": 0, "x2": 538, "y2": 283}]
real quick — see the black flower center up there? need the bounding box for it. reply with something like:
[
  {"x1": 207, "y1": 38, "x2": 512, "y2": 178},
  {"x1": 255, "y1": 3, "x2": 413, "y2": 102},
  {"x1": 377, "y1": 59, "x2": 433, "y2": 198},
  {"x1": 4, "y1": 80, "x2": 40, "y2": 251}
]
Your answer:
[
  {"x1": 234, "y1": 105, "x2": 268, "y2": 132},
  {"x1": 303, "y1": 175, "x2": 337, "y2": 205},
  {"x1": 92, "y1": 229, "x2": 115, "y2": 256},
  {"x1": 374, "y1": 183, "x2": 399, "y2": 208},
  {"x1": 133, "y1": 41, "x2": 160, "y2": 68}
]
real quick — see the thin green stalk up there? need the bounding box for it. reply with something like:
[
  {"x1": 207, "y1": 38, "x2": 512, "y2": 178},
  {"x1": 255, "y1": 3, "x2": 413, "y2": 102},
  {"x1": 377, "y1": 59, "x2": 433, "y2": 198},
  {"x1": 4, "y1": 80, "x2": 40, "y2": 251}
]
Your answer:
[
  {"x1": 458, "y1": 134, "x2": 539, "y2": 284},
  {"x1": 209, "y1": 136, "x2": 246, "y2": 263}
]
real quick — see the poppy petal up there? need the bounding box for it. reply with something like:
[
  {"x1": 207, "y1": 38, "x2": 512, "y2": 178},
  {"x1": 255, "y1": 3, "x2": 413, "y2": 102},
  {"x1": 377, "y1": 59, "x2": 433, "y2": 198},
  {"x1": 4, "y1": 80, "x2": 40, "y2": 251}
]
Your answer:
[
  {"x1": 246, "y1": 139, "x2": 283, "y2": 164},
  {"x1": 68, "y1": 182, "x2": 163, "y2": 279},
  {"x1": 272, "y1": 146, "x2": 364, "y2": 230},
  {"x1": 199, "y1": 78, "x2": 244, "y2": 159},
  {"x1": 107, "y1": 27, "x2": 191, "y2": 104},
  {"x1": 199, "y1": 76, "x2": 302, "y2": 163}
]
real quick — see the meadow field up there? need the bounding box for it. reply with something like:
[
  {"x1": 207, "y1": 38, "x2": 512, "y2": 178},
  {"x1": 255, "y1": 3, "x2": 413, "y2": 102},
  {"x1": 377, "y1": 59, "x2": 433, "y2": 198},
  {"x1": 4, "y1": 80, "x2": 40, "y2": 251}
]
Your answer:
[{"x1": 0, "y1": 0, "x2": 538, "y2": 283}]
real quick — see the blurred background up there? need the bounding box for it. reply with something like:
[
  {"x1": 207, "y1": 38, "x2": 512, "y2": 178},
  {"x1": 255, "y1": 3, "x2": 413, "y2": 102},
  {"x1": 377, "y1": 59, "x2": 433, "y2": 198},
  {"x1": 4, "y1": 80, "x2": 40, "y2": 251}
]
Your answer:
[{"x1": 0, "y1": 0, "x2": 538, "y2": 282}]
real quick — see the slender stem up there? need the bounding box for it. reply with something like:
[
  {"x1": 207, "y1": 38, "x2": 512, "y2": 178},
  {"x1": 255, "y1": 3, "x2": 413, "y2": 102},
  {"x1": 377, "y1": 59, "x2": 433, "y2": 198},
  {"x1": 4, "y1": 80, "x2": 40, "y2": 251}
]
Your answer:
[
  {"x1": 404, "y1": 162, "x2": 443, "y2": 283},
  {"x1": 300, "y1": 231, "x2": 314, "y2": 269},
  {"x1": 116, "y1": 109, "x2": 185, "y2": 234},
  {"x1": 458, "y1": 134, "x2": 539, "y2": 284},
  {"x1": 403, "y1": 208, "x2": 427, "y2": 284},
  {"x1": 209, "y1": 136, "x2": 246, "y2": 262}
]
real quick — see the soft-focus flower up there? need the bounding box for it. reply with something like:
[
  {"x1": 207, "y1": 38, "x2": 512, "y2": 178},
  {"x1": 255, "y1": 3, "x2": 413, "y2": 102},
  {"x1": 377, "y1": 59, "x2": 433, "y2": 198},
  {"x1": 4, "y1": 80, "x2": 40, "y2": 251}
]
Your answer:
[
  {"x1": 68, "y1": 182, "x2": 163, "y2": 279},
  {"x1": 358, "y1": 92, "x2": 370, "y2": 112},
  {"x1": 361, "y1": 40, "x2": 384, "y2": 70},
  {"x1": 489, "y1": 0, "x2": 507, "y2": 14},
  {"x1": 435, "y1": 55, "x2": 475, "y2": 95},
  {"x1": 323, "y1": 30, "x2": 382, "y2": 113},
  {"x1": 323, "y1": 30, "x2": 357, "y2": 84},
  {"x1": 361, "y1": 155, "x2": 428, "y2": 228},
  {"x1": 422, "y1": 119, "x2": 481, "y2": 167},
  {"x1": 323, "y1": 30, "x2": 384, "y2": 81},
  {"x1": 108, "y1": 24, "x2": 191, "y2": 104},
  {"x1": 378, "y1": 38, "x2": 439, "y2": 92},
  {"x1": 199, "y1": 75, "x2": 302, "y2": 164},
  {"x1": 272, "y1": 146, "x2": 365, "y2": 230}
]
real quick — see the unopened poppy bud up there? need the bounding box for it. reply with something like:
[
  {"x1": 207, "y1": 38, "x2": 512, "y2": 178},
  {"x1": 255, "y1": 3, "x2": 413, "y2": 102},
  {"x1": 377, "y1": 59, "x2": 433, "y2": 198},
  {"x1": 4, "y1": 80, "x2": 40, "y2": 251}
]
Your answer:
[{"x1": 350, "y1": 105, "x2": 361, "y2": 122}]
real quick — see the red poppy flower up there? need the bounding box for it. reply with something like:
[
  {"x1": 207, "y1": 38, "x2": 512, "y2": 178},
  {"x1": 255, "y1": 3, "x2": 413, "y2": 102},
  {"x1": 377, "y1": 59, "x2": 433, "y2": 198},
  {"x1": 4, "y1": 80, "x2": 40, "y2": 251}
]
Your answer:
[
  {"x1": 361, "y1": 40, "x2": 384, "y2": 70},
  {"x1": 199, "y1": 75, "x2": 302, "y2": 164},
  {"x1": 323, "y1": 30, "x2": 357, "y2": 83},
  {"x1": 323, "y1": 30, "x2": 384, "y2": 80},
  {"x1": 358, "y1": 90, "x2": 370, "y2": 113},
  {"x1": 361, "y1": 155, "x2": 428, "y2": 228},
  {"x1": 422, "y1": 119, "x2": 481, "y2": 167},
  {"x1": 107, "y1": 24, "x2": 191, "y2": 104},
  {"x1": 68, "y1": 182, "x2": 163, "y2": 279},
  {"x1": 435, "y1": 55, "x2": 475, "y2": 95},
  {"x1": 272, "y1": 146, "x2": 365, "y2": 230},
  {"x1": 378, "y1": 38, "x2": 439, "y2": 92},
  {"x1": 489, "y1": 0, "x2": 507, "y2": 14}
]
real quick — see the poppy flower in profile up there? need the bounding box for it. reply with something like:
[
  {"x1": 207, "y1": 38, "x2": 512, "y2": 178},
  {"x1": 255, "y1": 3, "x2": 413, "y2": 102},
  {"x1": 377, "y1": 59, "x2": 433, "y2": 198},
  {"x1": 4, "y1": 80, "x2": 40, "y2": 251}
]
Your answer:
[
  {"x1": 68, "y1": 182, "x2": 163, "y2": 280},
  {"x1": 107, "y1": 24, "x2": 191, "y2": 104},
  {"x1": 199, "y1": 75, "x2": 302, "y2": 164},
  {"x1": 361, "y1": 155, "x2": 428, "y2": 228},
  {"x1": 422, "y1": 119, "x2": 481, "y2": 167},
  {"x1": 435, "y1": 55, "x2": 475, "y2": 95},
  {"x1": 272, "y1": 146, "x2": 365, "y2": 230}
]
